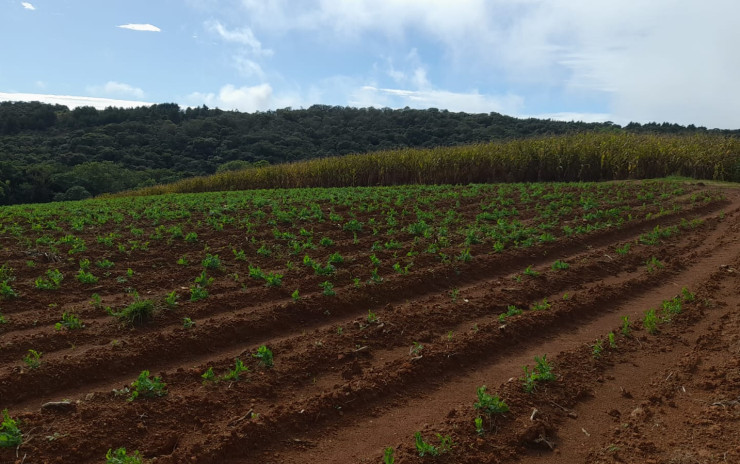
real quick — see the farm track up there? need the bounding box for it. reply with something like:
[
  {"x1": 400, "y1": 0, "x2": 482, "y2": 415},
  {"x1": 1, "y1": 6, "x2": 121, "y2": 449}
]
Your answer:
[{"x1": 0, "y1": 181, "x2": 737, "y2": 464}]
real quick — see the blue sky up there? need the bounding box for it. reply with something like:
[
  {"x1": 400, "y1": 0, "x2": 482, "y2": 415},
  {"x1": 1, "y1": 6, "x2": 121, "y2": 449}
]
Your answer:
[{"x1": 1, "y1": 0, "x2": 738, "y2": 128}]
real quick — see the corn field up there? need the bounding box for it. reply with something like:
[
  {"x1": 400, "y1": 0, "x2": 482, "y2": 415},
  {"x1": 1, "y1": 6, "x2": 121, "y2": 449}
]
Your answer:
[{"x1": 120, "y1": 132, "x2": 740, "y2": 197}]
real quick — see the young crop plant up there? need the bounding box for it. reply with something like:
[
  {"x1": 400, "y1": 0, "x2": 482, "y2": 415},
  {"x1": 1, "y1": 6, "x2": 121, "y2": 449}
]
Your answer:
[
  {"x1": 409, "y1": 341, "x2": 424, "y2": 356},
  {"x1": 413, "y1": 432, "x2": 453, "y2": 457},
  {"x1": 646, "y1": 256, "x2": 664, "y2": 273},
  {"x1": 232, "y1": 248, "x2": 247, "y2": 261},
  {"x1": 177, "y1": 256, "x2": 189, "y2": 266},
  {"x1": 182, "y1": 317, "x2": 195, "y2": 329},
  {"x1": 662, "y1": 296, "x2": 682, "y2": 317},
  {"x1": 370, "y1": 268, "x2": 382, "y2": 284},
  {"x1": 201, "y1": 253, "x2": 222, "y2": 270},
  {"x1": 383, "y1": 446, "x2": 395, "y2": 464},
  {"x1": 319, "y1": 236, "x2": 334, "y2": 247},
  {"x1": 369, "y1": 254, "x2": 382, "y2": 267},
  {"x1": 23, "y1": 349, "x2": 42, "y2": 369},
  {"x1": 523, "y1": 265, "x2": 540, "y2": 277},
  {"x1": 475, "y1": 416, "x2": 485, "y2": 435},
  {"x1": 128, "y1": 370, "x2": 167, "y2": 401},
  {"x1": 0, "y1": 281, "x2": 17, "y2": 299},
  {"x1": 367, "y1": 310, "x2": 379, "y2": 323},
  {"x1": 456, "y1": 247, "x2": 473, "y2": 262},
  {"x1": 184, "y1": 232, "x2": 198, "y2": 243},
  {"x1": 223, "y1": 358, "x2": 248, "y2": 381},
  {"x1": 327, "y1": 252, "x2": 344, "y2": 265},
  {"x1": 190, "y1": 286, "x2": 209, "y2": 302},
  {"x1": 35, "y1": 269, "x2": 64, "y2": 290},
  {"x1": 0, "y1": 409, "x2": 22, "y2": 448},
  {"x1": 291, "y1": 289, "x2": 300, "y2": 301},
  {"x1": 96, "y1": 259, "x2": 115, "y2": 269},
  {"x1": 55, "y1": 312, "x2": 84, "y2": 331},
  {"x1": 194, "y1": 270, "x2": 214, "y2": 287},
  {"x1": 343, "y1": 219, "x2": 363, "y2": 232},
  {"x1": 474, "y1": 386, "x2": 509, "y2": 416},
  {"x1": 320, "y1": 281, "x2": 335, "y2": 296},
  {"x1": 551, "y1": 260, "x2": 570, "y2": 270},
  {"x1": 201, "y1": 367, "x2": 216, "y2": 384},
  {"x1": 681, "y1": 287, "x2": 695, "y2": 302},
  {"x1": 264, "y1": 272, "x2": 283, "y2": 288},
  {"x1": 498, "y1": 305, "x2": 523, "y2": 322},
  {"x1": 76, "y1": 268, "x2": 99, "y2": 284},
  {"x1": 643, "y1": 309, "x2": 658, "y2": 334},
  {"x1": 105, "y1": 447, "x2": 144, "y2": 464},
  {"x1": 621, "y1": 315, "x2": 631, "y2": 336},
  {"x1": 117, "y1": 297, "x2": 155, "y2": 325},
  {"x1": 165, "y1": 290, "x2": 178, "y2": 307},
  {"x1": 592, "y1": 338, "x2": 604, "y2": 358},
  {"x1": 530, "y1": 298, "x2": 551, "y2": 311},
  {"x1": 256, "y1": 244, "x2": 272, "y2": 257},
  {"x1": 608, "y1": 332, "x2": 617, "y2": 349},
  {"x1": 253, "y1": 345, "x2": 274, "y2": 368},
  {"x1": 521, "y1": 355, "x2": 555, "y2": 393},
  {"x1": 615, "y1": 243, "x2": 631, "y2": 255},
  {"x1": 0, "y1": 312, "x2": 6, "y2": 325}
]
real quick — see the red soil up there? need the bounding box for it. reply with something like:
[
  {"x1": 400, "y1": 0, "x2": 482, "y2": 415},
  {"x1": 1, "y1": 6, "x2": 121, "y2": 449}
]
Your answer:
[{"x1": 0, "y1": 181, "x2": 738, "y2": 464}]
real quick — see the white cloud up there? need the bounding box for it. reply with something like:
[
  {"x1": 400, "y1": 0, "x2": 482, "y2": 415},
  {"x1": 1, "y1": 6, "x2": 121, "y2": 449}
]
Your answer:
[
  {"x1": 206, "y1": 20, "x2": 272, "y2": 56},
  {"x1": 355, "y1": 86, "x2": 524, "y2": 115},
  {"x1": 87, "y1": 81, "x2": 146, "y2": 99},
  {"x1": 21, "y1": 2, "x2": 35, "y2": 10},
  {"x1": 187, "y1": 84, "x2": 278, "y2": 112},
  {"x1": 230, "y1": 0, "x2": 740, "y2": 128},
  {"x1": 0, "y1": 92, "x2": 151, "y2": 110},
  {"x1": 117, "y1": 24, "x2": 161, "y2": 32}
]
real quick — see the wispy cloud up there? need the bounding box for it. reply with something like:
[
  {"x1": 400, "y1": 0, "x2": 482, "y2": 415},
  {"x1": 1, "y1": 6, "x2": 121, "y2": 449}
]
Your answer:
[
  {"x1": 87, "y1": 81, "x2": 146, "y2": 99},
  {"x1": 0, "y1": 92, "x2": 151, "y2": 110},
  {"x1": 117, "y1": 24, "x2": 161, "y2": 32},
  {"x1": 206, "y1": 21, "x2": 271, "y2": 56},
  {"x1": 356, "y1": 85, "x2": 524, "y2": 115},
  {"x1": 21, "y1": 2, "x2": 35, "y2": 10}
]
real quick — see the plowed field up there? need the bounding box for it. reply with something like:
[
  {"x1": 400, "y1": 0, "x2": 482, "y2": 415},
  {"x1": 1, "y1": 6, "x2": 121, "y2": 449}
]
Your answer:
[{"x1": 1, "y1": 181, "x2": 738, "y2": 463}]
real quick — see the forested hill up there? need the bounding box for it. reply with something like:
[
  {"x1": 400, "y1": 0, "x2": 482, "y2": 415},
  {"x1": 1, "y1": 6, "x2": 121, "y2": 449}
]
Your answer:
[{"x1": 0, "y1": 101, "x2": 735, "y2": 205}]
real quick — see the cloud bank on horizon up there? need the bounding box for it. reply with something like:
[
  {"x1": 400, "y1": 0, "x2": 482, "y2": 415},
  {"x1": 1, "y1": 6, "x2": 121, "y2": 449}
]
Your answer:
[{"x1": 2, "y1": 0, "x2": 738, "y2": 128}]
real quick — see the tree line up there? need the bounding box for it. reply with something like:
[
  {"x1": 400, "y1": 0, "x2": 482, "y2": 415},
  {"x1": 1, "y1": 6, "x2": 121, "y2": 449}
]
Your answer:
[{"x1": 0, "y1": 101, "x2": 735, "y2": 204}]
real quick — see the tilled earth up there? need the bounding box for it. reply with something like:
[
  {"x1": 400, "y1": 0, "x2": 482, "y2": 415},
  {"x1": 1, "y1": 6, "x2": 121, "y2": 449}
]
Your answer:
[{"x1": 0, "y1": 181, "x2": 738, "y2": 463}]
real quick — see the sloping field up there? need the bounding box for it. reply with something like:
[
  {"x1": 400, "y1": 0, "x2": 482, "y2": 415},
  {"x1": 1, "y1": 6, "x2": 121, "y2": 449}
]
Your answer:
[{"x1": 0, "y1": 180, "x2": 738, "y2": 463}]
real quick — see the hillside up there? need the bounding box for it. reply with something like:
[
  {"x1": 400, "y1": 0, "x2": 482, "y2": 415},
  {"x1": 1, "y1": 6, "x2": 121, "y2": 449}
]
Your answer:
[{"x1": 0, "y1": 101, "x2": 734, "y2": 205}]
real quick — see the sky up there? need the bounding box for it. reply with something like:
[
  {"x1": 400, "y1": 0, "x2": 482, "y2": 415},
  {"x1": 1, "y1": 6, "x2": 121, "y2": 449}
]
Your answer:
[{"x1": 1, "y1": 0, "x2": 738, "y2": 128}]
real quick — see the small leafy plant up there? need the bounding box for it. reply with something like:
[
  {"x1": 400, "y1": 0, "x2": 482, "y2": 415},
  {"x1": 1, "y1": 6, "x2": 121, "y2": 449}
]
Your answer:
[
  {"x1": 521, "y1": 355, "x2": 555, "y2": 393},
  {"x1": 23, "y1": 349, "x2": 42, "y2": 369},
  {"x1": 414, "y1": 432, "x2": 452, "y2": 457},
  {"x1": 621, "y1": 315, "x2": 631, "y2": 336},
  {"x1": 409, "y1": 341, "x2": 424, "y2": 356},
  {"x1": 592, "y1": 338, "x2": 604, "y2": 358},
  {"x1": 474, "y1": 386, "x2": 509, "y2": 416},
  {"x1": 383, "y1": 446, "x2": 395, "y2": 464},
  {"x1": 320, "y1": 281, "x2": 335, "y2": 296},
  {"x1": 128, "y1": 370, "x2": 167, "y2": 401},
  {"x1": 105, "y1": 447, "x2": 144, "y2": 464},
  {"x1": 253, "y1": 345, "x2": 274, "y2": 368},
  {"x1": 55, "y1": 312, "x2": 84, "y2": 331},
  {"x1": 643, "y1": 309, "x2": 658, "y2": 334},
  {"x1": 0, "y1": 409, "x2": 22, "y2": 448},
  {"x1": 183, "y1": 317, "x2": 195, "y2": 329},
  {"x1": 201, "y1": 367, "x2": 216, "y2": 384},
  {"x1": 116, "y1": 298, "x2": 155, "y2": 325},
  {"x1": 35, "y1": 269, "x2": 63, "y2": 290},
  {"x1": 223, "y1": 358, "x2": 248, "y2": 381},
  {"x1": 645, "y1": 256, "x2": 664, "y2": 273},
  {"x1": 474, "y1": 416, "x2": 485, "y2": 435},
  {"x1": 551, "y1": 260, "x2": 569, "y2": 270},
  {"x1": 523, "y1": 265, "x2": 539, "y2": 277}
]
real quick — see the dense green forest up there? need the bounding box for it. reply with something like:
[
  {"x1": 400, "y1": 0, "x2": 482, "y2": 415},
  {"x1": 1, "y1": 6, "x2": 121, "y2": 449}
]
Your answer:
[{"x1": 0, "y1": 101, "x2": 736, "y2": 205}]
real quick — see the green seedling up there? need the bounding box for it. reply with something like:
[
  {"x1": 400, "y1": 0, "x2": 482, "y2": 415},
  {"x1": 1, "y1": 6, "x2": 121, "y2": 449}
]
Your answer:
[
  {"x1": 383, "y1": 446, "x2": 395, "y2": 464},
  {"x1": 223, "y1": 358, "x2": 248, "y2": 381},
  {"x1": 367, "y1": 310, "x2": 378, "y2": 323},
  {"x1": 615, "y1": 243, "x2": 631, "y2": 255},
  {"x1": 116, "y1": 298, "x2": 155, "y2": 325},
  {"x1": 474, "y1": 417, "x2": 487, "y2": 438},
  {"x1": 608, "y1": 332, "x2": 617, "y2": 348},
  {"x1": 409, "y1": 342, "x2": 424, "y2": 356},
  {"x1": 530, "y1": 298, "x2": 550, "y2": 311},
  {"x1": 645, "y1": 256, "x2": 664, "y2": 273},
  {"x1": 35, "y1": 269, "x2": 63, "y2": 290},
  {"x1": 76, "y1": 269, "x2": 98, "y2": 284},
  {"x1": 105, "y1": 447, "x2": 144, "y2": 464},
  {"x1": 320, "y1": 281, "x2": 335, "y2": 296},
  {"x1": 523, "y1": 265, "x2": 539, "y2": 277},
  {"x1": 681, "y1": 287, "x2": 695, "y2": 302},
  {"x1": 291, "y1": 289, "x2": 300, "y2": 301},
  {"x1": 643, "y1": 309, "x2": 658, "y2": 334},
  {"x1": 621, "y1": 315, "x2": 631, "y2": 336},
  {"x1": 253, "y1": 345, "x2": 274, "y2": 368},
  {"x1": 521, "y1": 355, "x2": 555, "y2": 393},
  {"x1": 183, "y1": 317, "x2": 195, "y2": 329},
  {"x1": 0, "y1": 409, "x2": 22, "y2": 448},
  {"x1": 23, "y1": 349, "x2": 42, "y2": 369},
  {"x1": 551, "y1": 260, "x2": 569, "y2": 270},
  {"x1": 55, "y1": 312, "x2": 84, "y2": 331},
  {"x1": 592, "y1": 338, "x2": 604, "y2": 358},
  {"x1": 128, "y1": 370, "x2": 167, "y2": 401},
  {"x1": 201, "y1": 367, "x2": 216, "y2": 384},
  {"x1": 474, "y1": 386, "x2": 509, "y2": 416},
  {"x1": 498, "y1": 305, "x2": 523, "y2": 322},
  {"x1": 165, "y1": 290, "x2": 178, "y2": 307},
  {"x1": 190, "y1": 286, "x2": 208, "y2": 302},
  {"x1": 413, "y1": 432, "x2": 452, "y2": 457}
]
